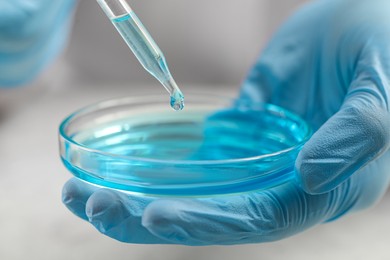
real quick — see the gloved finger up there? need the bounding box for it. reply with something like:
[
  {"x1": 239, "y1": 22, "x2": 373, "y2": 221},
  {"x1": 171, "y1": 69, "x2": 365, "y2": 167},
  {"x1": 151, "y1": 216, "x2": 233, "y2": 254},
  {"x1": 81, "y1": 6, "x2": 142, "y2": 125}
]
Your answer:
[
  {"x1": 0, "y1": 0, "x2": 76, "y2": 86},
  {"x1": 85, "y1": 189, "x2": 170, "y2": 244},
  {"x1": 62, "y1": 178, "x2": 98, "y2": 221},
  {"x1": 0, "y1": 0, "x2": 75, "y2": 38},
  {"x1": 296, "y1": 91, "x2": 390, "y2": 194},
  {"x1": 142, "y1": 181, "x2": 359, "y2": 246},
  {"x1": 0, "y1": 1, "x2": 40, "y2": 35}
]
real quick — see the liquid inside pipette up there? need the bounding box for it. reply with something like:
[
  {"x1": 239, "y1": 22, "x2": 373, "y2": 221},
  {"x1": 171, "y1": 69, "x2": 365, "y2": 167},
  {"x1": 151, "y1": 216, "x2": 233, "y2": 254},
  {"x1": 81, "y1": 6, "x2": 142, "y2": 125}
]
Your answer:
[{"x1": 110, "y1": 13, "x2": 185, "y2": 111}]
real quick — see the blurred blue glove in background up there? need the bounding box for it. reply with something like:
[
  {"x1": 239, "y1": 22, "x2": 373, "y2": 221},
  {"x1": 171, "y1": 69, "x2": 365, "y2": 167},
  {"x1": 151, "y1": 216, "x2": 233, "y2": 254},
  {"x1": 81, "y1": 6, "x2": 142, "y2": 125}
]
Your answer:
[
  {"x1": 0, "y1": 0, "x2": 76, "y2": 86},
  {"x1": 63, "y1": 0, "x2": 390, "y2": 245}
]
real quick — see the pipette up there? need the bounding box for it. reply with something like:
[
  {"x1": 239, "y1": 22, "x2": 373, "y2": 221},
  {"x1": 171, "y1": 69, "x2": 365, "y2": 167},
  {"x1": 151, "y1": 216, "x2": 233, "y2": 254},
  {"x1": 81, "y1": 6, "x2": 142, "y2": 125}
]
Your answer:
[{"x1": 96, "y1": 0, "x2": 184, "y2": 111}]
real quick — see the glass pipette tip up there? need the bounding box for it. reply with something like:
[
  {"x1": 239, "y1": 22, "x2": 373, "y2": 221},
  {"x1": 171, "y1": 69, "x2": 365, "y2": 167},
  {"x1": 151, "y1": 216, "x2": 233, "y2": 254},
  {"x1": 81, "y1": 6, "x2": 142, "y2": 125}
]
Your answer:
[{"x1": 96, "y1": 0, "x2": 184, "y2": 111}]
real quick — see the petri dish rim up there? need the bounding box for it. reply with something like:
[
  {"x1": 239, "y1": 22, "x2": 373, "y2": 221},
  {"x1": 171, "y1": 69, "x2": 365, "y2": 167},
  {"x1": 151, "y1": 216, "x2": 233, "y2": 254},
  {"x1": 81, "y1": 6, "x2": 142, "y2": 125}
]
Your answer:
[{"x1": 59, "y1": 94, "x2": 312, "y2": 166}]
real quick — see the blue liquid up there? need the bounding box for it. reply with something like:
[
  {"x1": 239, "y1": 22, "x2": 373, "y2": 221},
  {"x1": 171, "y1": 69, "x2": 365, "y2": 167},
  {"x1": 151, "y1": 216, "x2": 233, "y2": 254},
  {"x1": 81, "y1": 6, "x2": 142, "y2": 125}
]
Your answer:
[
  {"x1": 73, "y1": 110, "x2": 301, "y2": 161},
  {"x1": 170, "y1": 90, "x2": 185, "y2": 111},
  {"x1": 62, "y1": 107, "x2": 309, "y2": 195},
  {"x1": 112, "y1": 13, "x2": 184, "y2": 111}
]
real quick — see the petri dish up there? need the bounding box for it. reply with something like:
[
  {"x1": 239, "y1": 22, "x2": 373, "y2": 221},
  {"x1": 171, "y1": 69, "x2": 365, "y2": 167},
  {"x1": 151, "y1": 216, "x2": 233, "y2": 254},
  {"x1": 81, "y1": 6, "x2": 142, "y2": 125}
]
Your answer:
[{"x1": 59, "y1": 93, "x2": 311, "y2": 197}]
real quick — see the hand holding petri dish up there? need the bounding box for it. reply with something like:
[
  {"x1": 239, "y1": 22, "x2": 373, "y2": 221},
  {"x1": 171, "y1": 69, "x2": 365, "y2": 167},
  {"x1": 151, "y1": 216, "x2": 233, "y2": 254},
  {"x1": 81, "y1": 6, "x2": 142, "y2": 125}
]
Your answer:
[{"x1": 60, "y1": 0, "x2": 390, "y2": 246}]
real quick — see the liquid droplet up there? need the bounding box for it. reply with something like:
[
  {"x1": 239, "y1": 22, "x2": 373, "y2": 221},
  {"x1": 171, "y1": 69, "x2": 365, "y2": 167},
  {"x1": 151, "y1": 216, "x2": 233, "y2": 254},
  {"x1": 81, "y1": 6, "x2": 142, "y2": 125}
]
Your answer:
[{"x1": 170, "y1": 91, "x2": 185, "y2": 111}]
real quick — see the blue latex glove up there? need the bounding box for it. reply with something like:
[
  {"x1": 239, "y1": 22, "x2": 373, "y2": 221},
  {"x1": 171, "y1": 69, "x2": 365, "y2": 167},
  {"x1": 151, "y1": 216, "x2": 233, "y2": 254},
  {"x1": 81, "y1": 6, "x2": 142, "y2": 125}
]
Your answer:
[
  {"x1": 62, "y1": 0, "x2": 390, "y2": 245},
  {"x1": 0, "y1": 0, "x2": 76, "y2": 86}
]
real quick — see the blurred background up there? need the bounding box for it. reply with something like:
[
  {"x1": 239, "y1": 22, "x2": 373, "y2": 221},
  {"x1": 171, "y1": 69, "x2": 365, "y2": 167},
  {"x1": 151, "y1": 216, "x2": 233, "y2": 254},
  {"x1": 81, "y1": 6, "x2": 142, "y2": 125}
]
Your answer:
[
  {"x1": 67, "y1": 0, "x2": 306, "y2": 87},
  {"x1": 0, "y1": 0, "x2": 389, "y2": 259}
]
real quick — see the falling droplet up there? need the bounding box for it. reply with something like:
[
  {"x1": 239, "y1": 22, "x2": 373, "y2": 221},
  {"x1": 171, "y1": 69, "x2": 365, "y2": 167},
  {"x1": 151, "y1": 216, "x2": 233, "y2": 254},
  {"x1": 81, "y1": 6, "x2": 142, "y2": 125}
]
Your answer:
[{"x1": 170, "y1": 91, "x2": 185, "y2": 111}]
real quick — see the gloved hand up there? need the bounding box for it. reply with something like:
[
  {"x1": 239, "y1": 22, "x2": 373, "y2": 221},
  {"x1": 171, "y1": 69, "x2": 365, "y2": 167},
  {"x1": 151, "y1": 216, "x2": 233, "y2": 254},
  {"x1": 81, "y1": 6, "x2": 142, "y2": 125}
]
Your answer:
[
  {"x1": 0, "y1": 0, "x2": 76, "y2": 86},
  {"x1": 62, "y1": 0, "x2": 390, "y2": 245}
]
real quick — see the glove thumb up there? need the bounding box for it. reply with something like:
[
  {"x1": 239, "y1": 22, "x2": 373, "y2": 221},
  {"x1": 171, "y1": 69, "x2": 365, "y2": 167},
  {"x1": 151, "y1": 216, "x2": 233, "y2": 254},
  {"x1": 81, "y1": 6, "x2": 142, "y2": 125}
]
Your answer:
[{"x1": 296, "y1": 91, "x2": 390, "y2": 194}]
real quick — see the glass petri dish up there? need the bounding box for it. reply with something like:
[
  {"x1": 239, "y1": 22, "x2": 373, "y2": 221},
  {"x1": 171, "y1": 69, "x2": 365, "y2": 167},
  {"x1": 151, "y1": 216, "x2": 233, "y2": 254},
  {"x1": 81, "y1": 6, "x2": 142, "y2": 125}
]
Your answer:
[{"x1": 59, "y1": 93, "x2": 311, "y2": 197}]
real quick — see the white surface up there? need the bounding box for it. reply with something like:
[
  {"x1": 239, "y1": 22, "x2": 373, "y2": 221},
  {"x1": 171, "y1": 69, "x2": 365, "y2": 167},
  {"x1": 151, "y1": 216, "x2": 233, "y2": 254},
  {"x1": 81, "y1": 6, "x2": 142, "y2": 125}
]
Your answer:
[{"x1": 0, "y1": 84, "x2": 389, "y2": 260}]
